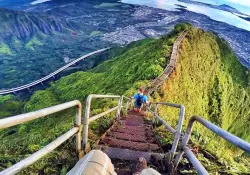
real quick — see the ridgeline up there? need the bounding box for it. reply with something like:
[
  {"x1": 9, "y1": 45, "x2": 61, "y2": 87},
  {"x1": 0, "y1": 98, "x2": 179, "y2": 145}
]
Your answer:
[{"x1": 0, "y1": 24, "x2": 250, "y2": 174}]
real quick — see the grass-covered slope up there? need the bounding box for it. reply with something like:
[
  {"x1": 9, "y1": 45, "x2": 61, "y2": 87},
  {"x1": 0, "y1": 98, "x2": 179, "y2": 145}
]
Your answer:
[
  {"x1": 155, "y1": 27, "x2": 250, "y2": 173},
  {"x1": 24, "y1": 34, "x2": 177, "y2": 111},
  {"x1": 0, "y1": 27, "x2": 181, "y2": 174},
  {"x1": 1, "y1": 24, "x2": 250, "y2": 174}
]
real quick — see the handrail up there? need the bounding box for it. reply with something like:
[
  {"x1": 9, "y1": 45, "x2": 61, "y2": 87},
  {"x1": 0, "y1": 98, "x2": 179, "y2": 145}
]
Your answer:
[
  {"x1": 0, "y1": 100, "x2": 82, "y2": 175},
  {"x1": 122, "y1": 96, "x2": 131, "y2": 100},
  {"x1": 154, "y1": 113, "x2": 176, "y2": 134},
  {"x1": 83, "y1": 94, "x2": 123, "y2": 152},
  {"x1": 174, "y1": 116, "x2": 250, "y2": 174},
  {"x1": 2, "y1": 95, "x2": 250, "y2": 174},
  {"x1": 150, "y1": 105, "x2": 250, "y2": 174},
  {"x1": 122, "y1": 95, "x2": 133, "y2": 112},
  {"x1": 0, "y1": 48, "x2": 109, "y2": 95},
  {"x1": 149, "y1": 102, "x2": 185, "y2": 160},
  {"x1": 182, "y1": 147, "x2": 208, "y2": 174},
  {"x1": 1, "y1": 128, "x2": 79, "y2": 175},
  {"x1": 89, "y1": 106, "x2": 120, "y2": 122},
  {"x1": 147, "y1": 31, "x2": 187, "y2": 95}
]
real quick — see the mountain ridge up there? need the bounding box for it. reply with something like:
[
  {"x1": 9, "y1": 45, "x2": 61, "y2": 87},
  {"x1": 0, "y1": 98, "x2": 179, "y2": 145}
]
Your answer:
[
  {"x1": 0, "y1": 24, "x2": 250, "y2": 173},
  {"x1": 0, "y1": 8, "x2": 69, "y2": 41}
]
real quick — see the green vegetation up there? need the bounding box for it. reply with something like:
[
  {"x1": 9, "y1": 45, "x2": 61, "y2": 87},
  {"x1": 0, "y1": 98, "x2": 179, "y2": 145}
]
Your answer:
[
  {"x1": 11, "y1": 36, "x2": 22, "y2": 49},
  {"x1": 0, "y1": 95, "x2": 14, "y2": 104},
  {"x1": 0, "y1": 26, "x2": 179, "y2": 174},
  {"x1": 0, "y1": 43, "x2": 12, "y2": 55},
  {"x1": 0, "y1": 95, "x2": 23, "y2": 119},
  {"x1": 24, "y1": 33, "x2": 176, "y2": 110},
  {"x1": 25, "y1": 37, "x2": 43, "y2": 50},
  {"x1": 155, "y1": 27, "x2": 250, "y2": 173},
  {"x1": 0, "y1": 1, "x2": 146, "y2": 89},
  {"x1": 174, "y1": 22, "x2": 192, "y2": 32},
  {"x1": 0, "y1": 24, "x2": 250, "y2": 174}
]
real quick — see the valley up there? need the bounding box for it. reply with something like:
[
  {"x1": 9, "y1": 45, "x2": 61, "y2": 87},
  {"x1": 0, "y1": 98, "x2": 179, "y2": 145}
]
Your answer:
[
  {"x1": 0, "y1": 0, "x2": 250, "y2": 173},
  {"x1": 0, "y1": 0, "x2": 250, "y2": 89},
  {"x1": 0, "y1": 24, "x2": 250, "y2": 174}
]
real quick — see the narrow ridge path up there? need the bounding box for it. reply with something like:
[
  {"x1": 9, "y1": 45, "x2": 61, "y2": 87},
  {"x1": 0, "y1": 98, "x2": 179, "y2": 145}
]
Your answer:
[{"x1": 147, "y1": 31, "x2": 187, "y2": 95}]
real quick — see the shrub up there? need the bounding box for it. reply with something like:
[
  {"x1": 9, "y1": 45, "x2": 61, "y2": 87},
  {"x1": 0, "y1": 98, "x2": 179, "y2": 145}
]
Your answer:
[
  {"x1": 174, "y1": 23, "x2": 192, "y2": 32},
  {"x1": 141, "y1": 65, "x2": 163, "y2": 79}
]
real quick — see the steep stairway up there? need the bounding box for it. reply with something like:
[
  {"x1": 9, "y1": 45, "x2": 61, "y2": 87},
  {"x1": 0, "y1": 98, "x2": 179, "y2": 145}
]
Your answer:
[
  {"x1": 94, "y1": 111, "x2": 168, "y2": 174},
  {"x1": 2, "y1": 29, "x2": 250, "y2": 174},
  {"x1": 1, "y1": 96, "x2": 250, "y2": 175}
]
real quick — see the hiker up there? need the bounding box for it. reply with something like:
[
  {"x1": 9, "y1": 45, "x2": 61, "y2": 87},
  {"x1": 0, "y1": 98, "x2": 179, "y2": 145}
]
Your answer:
[
  {"x1": 67, "y1": 150, "x2": 161, "y2": 175},
  {"x1": 143, "y1": 89, "x2": 150, "y2": 106},
  {"x1": 131, "y1": 87, "x2": 147, "y2": 112}
]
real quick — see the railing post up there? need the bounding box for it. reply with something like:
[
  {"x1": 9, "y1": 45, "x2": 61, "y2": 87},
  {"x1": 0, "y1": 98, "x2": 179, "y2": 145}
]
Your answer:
[
  {"x1": 83, "y1": 94, "x2": 121, "y2": 153},
  {"x1": 75, "y1": 103, "x2": 83, "y2": 159},
  {"x1": 148, "y1": 102, "x2": 186, "y2": 173},
  {"x1": 147, "y1": 103, "x2": 151, "y2": 113},
  {"x1": 83, "y1": 95, "x2": 92, "y2": 153},
  {"x1": 170, "y1": 105, "x2": 185, "y2": 160},
  {"x1": 116, "y1": 95, "x2": 123, "y2": 119},
  {"x1": 153, "y1": 104, "x2": 158, "y2": 124},
  {"x1": 125, "y1": 101, "x2": 129, "y2": 112},
  {"x1": 0, "y1": 100, "x2": 83, "y2": 174},
  {"x1": 173, "y1": 150, "x2": 184, "y2": 172},
  {"x1": 174, "y1": 115, "x2": 250, "y2": 173}
]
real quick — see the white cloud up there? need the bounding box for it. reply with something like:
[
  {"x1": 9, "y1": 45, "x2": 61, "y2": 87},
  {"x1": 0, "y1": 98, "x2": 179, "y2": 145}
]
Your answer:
[{"x1": 31, "y1": 0, "x2": 51, "y2": 5}]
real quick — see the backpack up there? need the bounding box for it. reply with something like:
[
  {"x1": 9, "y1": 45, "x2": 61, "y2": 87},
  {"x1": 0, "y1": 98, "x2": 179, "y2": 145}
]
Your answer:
[{"x1": 136, "y1": 94, "x2": 144, "y2": 106}]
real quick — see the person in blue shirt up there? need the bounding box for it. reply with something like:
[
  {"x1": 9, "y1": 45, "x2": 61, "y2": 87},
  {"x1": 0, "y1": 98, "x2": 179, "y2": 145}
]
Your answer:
[
  {"x1": 143, "y1": 89, "x2": 150, "y2": 108},
  {"x1": 131, "y1": 87, "x2": 150, "y2": 112}
]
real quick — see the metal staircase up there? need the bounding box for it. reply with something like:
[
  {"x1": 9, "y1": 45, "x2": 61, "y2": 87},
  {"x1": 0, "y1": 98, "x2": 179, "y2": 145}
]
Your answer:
[{"x1": 0, "y1": 94, "x2": 250, "y2": 174}]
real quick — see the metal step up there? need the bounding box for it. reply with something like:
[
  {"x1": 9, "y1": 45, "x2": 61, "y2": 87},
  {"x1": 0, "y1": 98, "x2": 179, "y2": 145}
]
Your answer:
[
  {"x1": 111, "y1": 127, "x2": 153, "y2": 135},
  {"x1": 100, "y1": 137, "x2": 161, "y2": 152},
  {"x1": 107, "y1": 131, "x2": 157, "y2": 143},
  {"x1": 99, "y1": 146, "x2": 166, "y2": 162}
]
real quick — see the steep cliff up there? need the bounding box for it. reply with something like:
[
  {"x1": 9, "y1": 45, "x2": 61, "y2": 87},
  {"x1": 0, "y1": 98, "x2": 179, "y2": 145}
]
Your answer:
[{"x1": 155, "y1": 27, "x2": 250, "y2": 173}]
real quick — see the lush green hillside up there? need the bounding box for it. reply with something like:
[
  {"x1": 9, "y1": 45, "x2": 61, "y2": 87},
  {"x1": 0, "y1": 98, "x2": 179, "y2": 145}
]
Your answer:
[
  {"x1": 1, "y1": 24, "x2": 250, "y2": 174},
  {"x1": 155, "y1": 27, "x2": 250, "y2": 173},
  {"x1": 0, "y1": 25, "x2": 182, "y2": 174}
]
